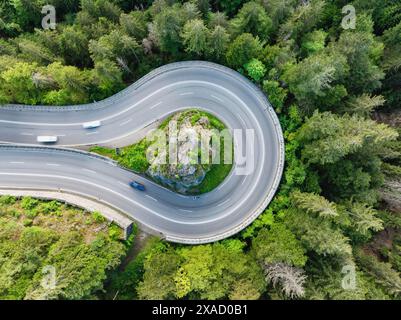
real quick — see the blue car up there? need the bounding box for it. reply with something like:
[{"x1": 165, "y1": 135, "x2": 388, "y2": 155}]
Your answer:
[{"x1": 130, "y1": 181, "x2": 146, "y2": 191}]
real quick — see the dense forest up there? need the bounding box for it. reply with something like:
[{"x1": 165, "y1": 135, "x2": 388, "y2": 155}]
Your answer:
[
  {"x1": 1, "y1": 0, "x2": 401, "y2": 300},
  {"x1": 0, "y1": 195, "x2": 126, "y2": 299}
]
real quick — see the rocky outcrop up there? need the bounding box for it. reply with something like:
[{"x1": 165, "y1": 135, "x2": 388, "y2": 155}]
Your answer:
[{"x1": 146, "y1": 111, "x2": 220, "y2": 194}]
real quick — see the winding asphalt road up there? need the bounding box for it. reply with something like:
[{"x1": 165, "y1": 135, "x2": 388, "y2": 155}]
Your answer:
[{"x1": 0, "y1": 61, "x2": 284, "y2": 244}]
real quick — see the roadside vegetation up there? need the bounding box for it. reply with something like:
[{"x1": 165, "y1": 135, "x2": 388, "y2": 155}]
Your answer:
[
  {"x1": 0, "y1": 195, "x2": 128, "y2": 300},
  {"x1": 1, "y1": 0, "x2": 401, "y2": 300}
]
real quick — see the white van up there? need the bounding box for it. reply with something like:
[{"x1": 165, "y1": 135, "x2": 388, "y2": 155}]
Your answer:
[
  {"x1": 83, "y1": 120, "x2": 102, "y2": 129},
  {"x1": 37, "y1": 136, "x2": 58, "y2": 143}
]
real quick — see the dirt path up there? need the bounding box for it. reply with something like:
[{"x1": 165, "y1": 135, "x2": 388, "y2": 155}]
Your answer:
[{"x1": 119, "y1": 229, "x2": 151, "y2": 272}]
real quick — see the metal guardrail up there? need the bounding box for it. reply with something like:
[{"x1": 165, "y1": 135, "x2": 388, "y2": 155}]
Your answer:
[
  {"x1": 0, "y1": 61, "x2": 285, "y2": 244},
  {"x1": 0, "y1": 144, "x2": 118, "y2": 165}
]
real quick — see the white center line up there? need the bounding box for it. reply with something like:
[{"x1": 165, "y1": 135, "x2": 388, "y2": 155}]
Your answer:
[
  {"x1": 241, "y1": 177, "x2": 247, "y2": 185},
  {"x1": 119, "y1": 118, "x2": 132, "y2": 127},
  {"x1": 20, "y1": 133, "x2": 33, "y2": 136},
  {"x1": 150, "y1": 101, "x2": 162, "y2": 110},
  {"x1": 82, "y1": 168, "x2": 97, "y2": 174},
  {"x1": 86, "y1": 131, "x2": 98, "y2": 135},
  {"x1": 179, "y1": 209, "x2": 193, "y2": 213},
  {"x1": 179, "y1": 92, "x2": 193, "y2": 96},
  {"x1": 211, "y1": 94, "x2": 224, "y2": 103},
  {"x1": 217, "y1": 199, "x2": 231, "y2": 207},
  {"x1": 46, "y1": 163, "x2": 60, "y2": 167},
  {"x1": 117, "y1": 181, "x2": 131, "y2": 189},
  {"x1": 238, "y1": 115, "x2": 246, "y2": 128},
  {"x1": 145, "y1": 195, "x2": 158, "y2": 202},
  {"x1": 10, "y1": 161, "x2": 24, "y2": 164}
]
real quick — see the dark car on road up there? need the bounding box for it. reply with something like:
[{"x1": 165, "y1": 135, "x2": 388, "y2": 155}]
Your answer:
[{"x1": 130, "y1": 181, "x2": 146, "y2": 191}]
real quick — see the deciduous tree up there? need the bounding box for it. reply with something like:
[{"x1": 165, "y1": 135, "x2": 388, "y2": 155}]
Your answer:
[{"x1": 244, "y1": 58, "x2": 266, "y2": 82}]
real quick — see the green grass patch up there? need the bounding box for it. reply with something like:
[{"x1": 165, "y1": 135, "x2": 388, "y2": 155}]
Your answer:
[
  {"x1": 90, "y1": 141, "x2": 151, "y2": 174},
  {"x1": 89, "y1": 146, "x2": 119, "y2": 161},
  {"x1": 195, "y1": 163, "x2": 233, "y2": 194}
]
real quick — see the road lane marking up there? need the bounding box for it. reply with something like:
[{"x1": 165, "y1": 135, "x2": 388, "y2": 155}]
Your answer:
[
  {"x1": 46, "y1": 163, "x2": 60, "y2": 167},
  {"x1": 20, "y1": 133, "x2": 33, "y2": 136},
  {"x1": 82, "y1": 168, "x2": 96, "y2": 174},
  {"x1": 217, "y1": 199, "x2": 231, "y2": 207},
  {"x1": 150, "y1": 101, "x2": 162, "y2": 110},
  {"x1": 179, "y1": 92, "x2": 193, "y2": 96},
  {"x1": 179, "y1": 209, "x2": 193, "y2": 213},
  {"x1": 86, "y1": 131, "x2": 98, "y2": 135},
  {"x1": 211, "y1": 94, "x2": 224, "y2": 103},
  {"x1": 238, "y1": 115, "x2": 246, "y2": 128},
  {"x1": 117, "y1": 181, "x2": 131, "y2": 189},
  {"x1": 145, "y1": 195, "x2": 158, "y2": 202},
  {"x1": 241, "y1": 177, "x2": 247, "y2": 185},
  {"x1": 119, "y1": 118, "x2": 132, "y2": 127},
  {"x1": 9, "y1": 161, "x2": 24, "y2": 164}
]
